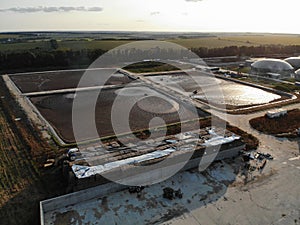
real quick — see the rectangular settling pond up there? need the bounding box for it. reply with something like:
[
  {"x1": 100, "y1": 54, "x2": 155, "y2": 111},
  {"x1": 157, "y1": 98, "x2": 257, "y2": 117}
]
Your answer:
[
  {"x1": 30, "y1": 85, "x2": 208, "y2": 143},
  {"x1": 146, "y1": 73, "x2": 282, "y2": 107}
]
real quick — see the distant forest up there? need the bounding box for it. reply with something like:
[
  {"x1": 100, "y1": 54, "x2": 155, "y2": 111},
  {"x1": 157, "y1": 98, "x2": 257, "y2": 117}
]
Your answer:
[{"x1": 1, "y1": 44, "x2": 300, "y2": 73}]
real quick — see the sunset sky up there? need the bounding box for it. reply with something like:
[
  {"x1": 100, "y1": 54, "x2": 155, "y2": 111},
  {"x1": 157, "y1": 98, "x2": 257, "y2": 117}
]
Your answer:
[{"x1": 0, "y1": 0, "x2": 299, "y2": 33}]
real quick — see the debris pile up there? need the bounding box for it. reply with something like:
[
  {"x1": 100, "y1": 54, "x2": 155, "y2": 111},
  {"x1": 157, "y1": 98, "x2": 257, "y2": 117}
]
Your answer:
[
  {"x1": 128, "y1": 186, "x2": 145, "y2": 194},
  {"x1": 163, "y1": 187, "x2": 183, "y2": 200},
  {"x1": 240, "y1": 150, "x2": 274, "y2": 182},
  {"x1": 240, "y1": 150, "x2": 273, "y2": 162}
]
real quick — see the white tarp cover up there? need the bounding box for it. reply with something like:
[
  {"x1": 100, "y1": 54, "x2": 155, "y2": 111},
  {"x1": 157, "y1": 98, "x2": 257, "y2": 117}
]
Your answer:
[
  {"x1": 72, "y1": 148, "x2": 176, "y2": 179},
  {"x1": 202, "y1": 128, "x2": 240, "y2": 147},
  {"x1": 72, "y1": 128, "x2": 240, "y2": 179}
]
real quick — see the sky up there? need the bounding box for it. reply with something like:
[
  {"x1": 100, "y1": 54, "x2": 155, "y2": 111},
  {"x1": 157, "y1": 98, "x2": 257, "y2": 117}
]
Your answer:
[{"x1": 0, "y1": 0, "x2": 299, "y2": 33}]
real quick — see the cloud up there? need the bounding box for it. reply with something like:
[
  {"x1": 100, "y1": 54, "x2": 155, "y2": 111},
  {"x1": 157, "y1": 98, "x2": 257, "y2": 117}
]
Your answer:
[
  {"x1": 0, "y1": 6, "x2": 103, "y2": 13},
  {"x1": 88, "y1": 7, "x2": 104, "y2": 12},
  {"x1": 150, "y1": 11, "x2": 160, "y2": 16}
]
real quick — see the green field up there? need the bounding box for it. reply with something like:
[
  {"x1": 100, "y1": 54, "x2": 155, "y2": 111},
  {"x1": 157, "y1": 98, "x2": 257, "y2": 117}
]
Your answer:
[
  {"x1": 0, "y1": 40, "x2": 131, "y2": 52},
  {"x1": 0, "y1": 41, "x2": 49, "y2": 51},
  {"x1": 0, "y1": 34, "x2": 20, "y2": 39},
  {"x1": 169, "y1": 37, "x2": 252, "y2": 48},
  {"x1": 58, "y1": 40, "x2": 132, "y2": 50},
  {"x1": 220, "y1": 35, "x2": 300, "y2": 45},
  {"x1": 169, "y1": 35, "x2": 300, "y2": 49},
  {"x1": 1, "y1": 34, "x2": 300, "y2": 52}
]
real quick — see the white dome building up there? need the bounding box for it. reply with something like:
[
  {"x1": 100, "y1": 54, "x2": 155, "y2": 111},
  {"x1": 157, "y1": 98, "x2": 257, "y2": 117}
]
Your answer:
[
  {"x1": 295, "y1": 69, "x2": 300, "y2": 81},
  {"x1": 251, "y1": 58, "x2": 294, "y2": 79},
  {"x1": 284, "y1": 57, "x2": 300, "y2": 70}
]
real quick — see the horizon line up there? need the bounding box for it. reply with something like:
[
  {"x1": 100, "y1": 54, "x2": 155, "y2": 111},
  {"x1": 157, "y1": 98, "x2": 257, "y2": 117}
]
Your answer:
[{"x1": 1, "y1": 30, "x2": 300, "y2": 36}]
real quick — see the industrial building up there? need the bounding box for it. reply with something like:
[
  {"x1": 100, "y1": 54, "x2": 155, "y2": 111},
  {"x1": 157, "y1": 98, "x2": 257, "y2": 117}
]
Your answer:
[
  {"x1": 250, "y1": 58, "x2": 294, "y2": 79},
  {"x1": 41, "y1": 127, "x2": 245, "y2": 225},
  {"x1": 63, "y1": 127, "x2": 245, "y2": 191},
  {"x1": 284, "y1": 57, "x2": 300, "y2": 70}
]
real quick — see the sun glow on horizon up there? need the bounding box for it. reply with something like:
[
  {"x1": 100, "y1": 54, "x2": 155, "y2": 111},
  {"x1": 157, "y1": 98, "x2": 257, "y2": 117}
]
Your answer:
[{"x1": 0, "y1": 0, "x2": 300, "y2": 34}]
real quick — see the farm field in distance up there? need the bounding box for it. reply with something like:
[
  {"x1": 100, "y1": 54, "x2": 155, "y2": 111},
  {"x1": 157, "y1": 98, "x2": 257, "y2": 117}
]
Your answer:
[
  {"x1": 170, "y1": 34, "x2": 300, "y2": 48},
  {"x1": 2, "y1": 32, "x2": 300, "y2": 75},
  {"x1": 1, "y1": 33, "x2": 300, "y2": 52}
]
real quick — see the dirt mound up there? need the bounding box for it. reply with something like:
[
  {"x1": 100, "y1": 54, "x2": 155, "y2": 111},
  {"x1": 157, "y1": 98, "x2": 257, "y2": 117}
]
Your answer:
[
  {"x1": 249, "y1": 109, "x2": 300, "y2": 135},
  {"x1": 137, "y1": 96, "x2": 180, "y2": 114}
]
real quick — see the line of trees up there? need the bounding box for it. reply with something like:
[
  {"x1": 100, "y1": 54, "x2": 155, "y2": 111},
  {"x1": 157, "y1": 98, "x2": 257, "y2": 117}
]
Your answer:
[
  {"x1": 1, "y1": 44, "x2": 300, "y2": 73},
  {"x1": 0, "y1": 49, "x2": 106, "y2": 73},
  {"x1": 191, "y1": 45, "x2": 300, "y2": 58}
]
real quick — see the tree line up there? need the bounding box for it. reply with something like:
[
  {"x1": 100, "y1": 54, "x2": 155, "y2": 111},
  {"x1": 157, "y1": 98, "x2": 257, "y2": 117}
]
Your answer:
[
  {"x1": 1, "y1": 44, "x2": 300, "y2": 73},
  {"x1": 0, "y1": 49, "x2": 106, "y2": 73},
  {"x1": 191, "y1": 45, "x2": 300, "y2": 58}
]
